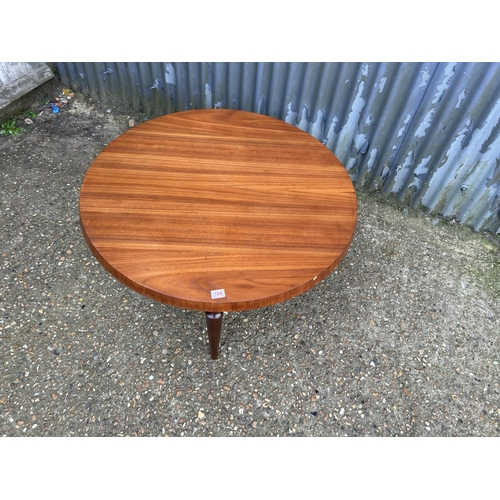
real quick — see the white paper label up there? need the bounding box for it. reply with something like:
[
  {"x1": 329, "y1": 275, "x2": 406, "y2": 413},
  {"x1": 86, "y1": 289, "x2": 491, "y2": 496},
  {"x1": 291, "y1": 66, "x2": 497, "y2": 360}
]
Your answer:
[{"x1": 211, "y1": 289, "x2": 226, "y2": 299}]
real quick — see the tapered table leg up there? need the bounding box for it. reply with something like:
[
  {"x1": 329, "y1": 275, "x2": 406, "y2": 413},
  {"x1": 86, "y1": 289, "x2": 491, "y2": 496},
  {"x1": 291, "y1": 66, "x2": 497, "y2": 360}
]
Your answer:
[{"x1": 205, "y1": 312, "x2": 223, "y2": 359}]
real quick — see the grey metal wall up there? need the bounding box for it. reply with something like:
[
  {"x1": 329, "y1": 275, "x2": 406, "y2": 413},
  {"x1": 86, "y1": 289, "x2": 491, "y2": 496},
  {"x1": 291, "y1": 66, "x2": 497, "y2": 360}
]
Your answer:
[{"x1": 56, "y1": 62, "x2": 500, "y2": 234}]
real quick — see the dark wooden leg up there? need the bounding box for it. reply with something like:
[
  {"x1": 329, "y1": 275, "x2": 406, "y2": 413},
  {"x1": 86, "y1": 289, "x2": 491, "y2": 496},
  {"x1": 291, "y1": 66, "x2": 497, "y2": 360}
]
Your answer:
[{"x1": 205, "y1": 312, "x2": 223, "y2": 359}]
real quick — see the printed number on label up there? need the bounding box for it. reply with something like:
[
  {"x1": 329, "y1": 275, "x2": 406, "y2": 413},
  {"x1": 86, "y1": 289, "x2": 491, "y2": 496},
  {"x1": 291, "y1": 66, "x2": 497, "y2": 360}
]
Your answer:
[{"x1": 211, "y1": 289, "x2": 226, "y2": 299}]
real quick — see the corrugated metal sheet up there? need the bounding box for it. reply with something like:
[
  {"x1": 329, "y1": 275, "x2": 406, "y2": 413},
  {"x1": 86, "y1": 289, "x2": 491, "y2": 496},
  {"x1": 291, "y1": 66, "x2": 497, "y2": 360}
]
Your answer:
[{"x1": 56, "y1": 62, "x2": 500, "y2": 233}]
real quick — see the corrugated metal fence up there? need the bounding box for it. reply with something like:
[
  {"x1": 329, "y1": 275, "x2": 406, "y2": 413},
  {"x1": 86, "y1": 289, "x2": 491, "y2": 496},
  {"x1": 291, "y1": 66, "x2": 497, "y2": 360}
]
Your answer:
[{"x1": 56, "y1": 62, "x2": 500, "y2": 234}]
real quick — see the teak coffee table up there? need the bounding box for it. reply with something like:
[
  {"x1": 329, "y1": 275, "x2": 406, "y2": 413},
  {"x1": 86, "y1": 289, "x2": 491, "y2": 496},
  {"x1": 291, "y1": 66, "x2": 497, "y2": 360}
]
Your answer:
[{"x1": 79, "y1": 109, "x2": 357, "y2": 359}]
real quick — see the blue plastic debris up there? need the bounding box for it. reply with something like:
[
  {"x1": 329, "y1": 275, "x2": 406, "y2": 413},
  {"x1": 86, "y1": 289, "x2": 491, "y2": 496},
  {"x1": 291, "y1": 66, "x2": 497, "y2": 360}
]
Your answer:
[{"x1": 50, "y1": 103, "x2": 59, "y2": 114}]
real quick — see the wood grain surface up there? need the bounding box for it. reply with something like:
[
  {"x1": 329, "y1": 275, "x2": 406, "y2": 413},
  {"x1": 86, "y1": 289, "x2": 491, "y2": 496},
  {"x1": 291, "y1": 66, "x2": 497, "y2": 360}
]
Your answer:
[{"x1": 79, "y1": 109, "x2": 357, "y2": 312}]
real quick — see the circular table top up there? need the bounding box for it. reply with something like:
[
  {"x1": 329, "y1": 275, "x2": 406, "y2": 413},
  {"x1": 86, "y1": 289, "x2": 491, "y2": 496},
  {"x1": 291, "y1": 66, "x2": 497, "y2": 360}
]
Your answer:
[{"x1": 79, "y1": 109, "x2": 357, "y2": 312}]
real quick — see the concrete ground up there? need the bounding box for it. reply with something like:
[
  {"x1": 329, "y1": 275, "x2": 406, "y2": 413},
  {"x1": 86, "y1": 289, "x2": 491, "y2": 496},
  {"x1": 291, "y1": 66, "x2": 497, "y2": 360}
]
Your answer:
[{"x1": 1, "y1": 83, "x2": 499, "y2": 437}]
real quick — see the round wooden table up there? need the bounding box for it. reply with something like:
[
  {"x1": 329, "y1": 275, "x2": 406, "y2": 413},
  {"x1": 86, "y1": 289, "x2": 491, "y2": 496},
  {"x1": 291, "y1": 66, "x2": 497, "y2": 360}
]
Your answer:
[{"x1": 79, "y1": 109, "x2": 357, "y2": 359}]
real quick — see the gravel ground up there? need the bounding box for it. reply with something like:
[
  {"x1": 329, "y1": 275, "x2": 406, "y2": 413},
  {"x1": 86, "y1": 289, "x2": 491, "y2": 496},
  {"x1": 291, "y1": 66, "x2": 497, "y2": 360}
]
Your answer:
[{"x1": 1, "y1": 83, "x2": 499, "y2": 437}]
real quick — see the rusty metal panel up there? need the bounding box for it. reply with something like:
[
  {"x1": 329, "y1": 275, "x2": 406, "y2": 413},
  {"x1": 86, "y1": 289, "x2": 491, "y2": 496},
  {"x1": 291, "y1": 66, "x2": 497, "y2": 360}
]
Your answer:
[{"x1": 56, "y1": 62, "x2": 500, "y2": 233}]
